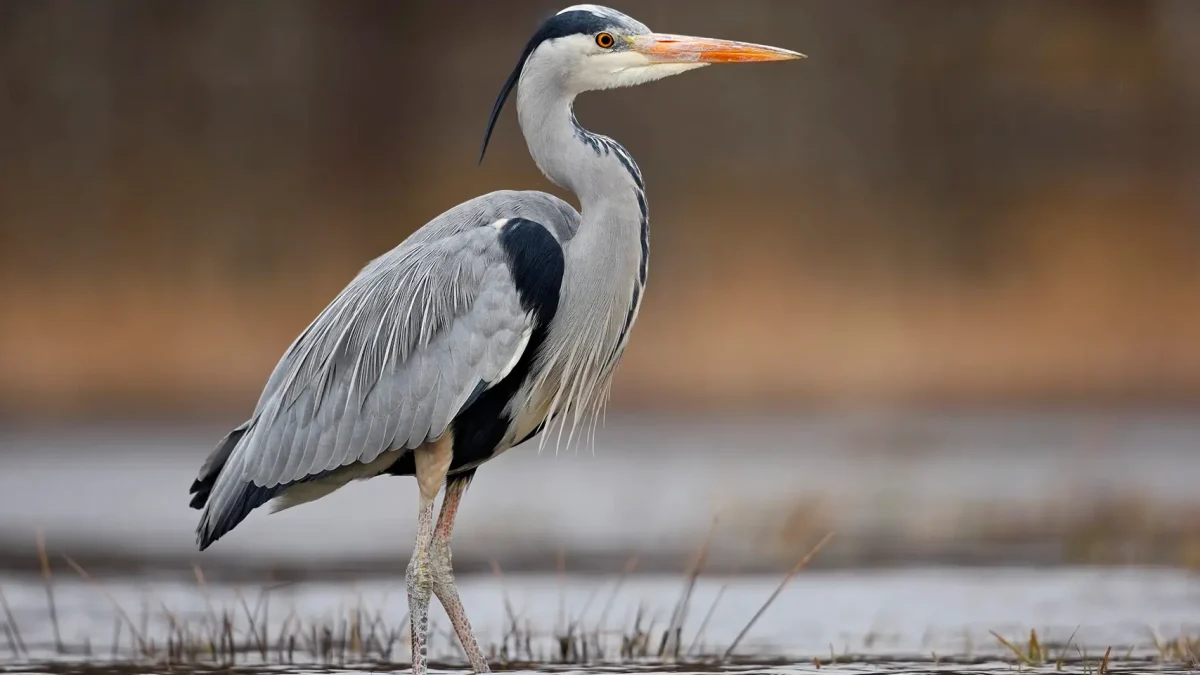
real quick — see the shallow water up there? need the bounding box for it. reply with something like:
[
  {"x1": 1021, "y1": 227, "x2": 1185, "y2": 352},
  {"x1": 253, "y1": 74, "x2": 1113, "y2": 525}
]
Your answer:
[
  {"x1": 3, "y1": 410, "x2": 1200, "y2": 572},
  {"x1": 1, "y1": 567, "x2": 1198, "y2": 673},
  {"x1": 3, "y1": 413, "x2": 1200, "y2": 672}
]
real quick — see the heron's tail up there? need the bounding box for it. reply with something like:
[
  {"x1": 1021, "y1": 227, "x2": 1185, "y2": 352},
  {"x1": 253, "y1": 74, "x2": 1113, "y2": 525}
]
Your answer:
[
  {"x1": 188, "y1": 421, "x2": 249, "y2": 510},
  {"x1": 189, "y1": 419, "x2": 282, "y2": 550}
]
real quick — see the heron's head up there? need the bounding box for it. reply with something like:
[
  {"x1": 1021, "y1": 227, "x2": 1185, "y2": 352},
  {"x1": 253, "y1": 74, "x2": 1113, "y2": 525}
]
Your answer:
[{"x1": 481, "y1": 4, "x2": 803, "y2": 160}]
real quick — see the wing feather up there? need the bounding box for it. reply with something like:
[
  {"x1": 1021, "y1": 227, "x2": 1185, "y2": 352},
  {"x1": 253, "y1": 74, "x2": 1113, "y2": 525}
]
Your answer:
[{"x1": 201, "y1": 229, "x2": 527, "y2": 517}]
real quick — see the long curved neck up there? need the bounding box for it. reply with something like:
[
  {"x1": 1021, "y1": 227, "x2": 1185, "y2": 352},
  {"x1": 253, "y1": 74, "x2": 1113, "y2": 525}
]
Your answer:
[
  {"x1": 514, "y1": 68, "x2": 650, "y2": 402},
  {"x1": 515, "y1": 69, "x2": 648, "y2": 297},
  {"x1": 515, "y1": 81, "x2": 645, "y2": 214}
]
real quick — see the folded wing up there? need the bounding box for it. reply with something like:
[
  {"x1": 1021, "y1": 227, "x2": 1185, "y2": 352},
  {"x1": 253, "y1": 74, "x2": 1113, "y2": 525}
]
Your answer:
[{"x1": 194, "y1": 215, "x2": 560, "y2": 548}]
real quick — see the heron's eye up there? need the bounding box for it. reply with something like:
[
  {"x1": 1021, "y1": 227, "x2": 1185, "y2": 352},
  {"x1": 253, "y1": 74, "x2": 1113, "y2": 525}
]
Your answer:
[{"x1": 595, "y1": 32, "x2": 615, "y2": 49}]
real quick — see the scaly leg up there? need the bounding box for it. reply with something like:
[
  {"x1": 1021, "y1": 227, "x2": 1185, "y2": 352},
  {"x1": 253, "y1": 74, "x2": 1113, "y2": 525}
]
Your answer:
[
  {"x1": 407, "y1": 436, "x2": 452, "y2": 675},
  {"x1": 430, "y1": 470, "x2": 489, "y2": 672}
]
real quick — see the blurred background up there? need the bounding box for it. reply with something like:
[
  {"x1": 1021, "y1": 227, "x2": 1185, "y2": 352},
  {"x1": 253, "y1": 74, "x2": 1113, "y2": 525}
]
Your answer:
[{"x1": 1, "y1": 0, "x2": 1199, "y2": 578}]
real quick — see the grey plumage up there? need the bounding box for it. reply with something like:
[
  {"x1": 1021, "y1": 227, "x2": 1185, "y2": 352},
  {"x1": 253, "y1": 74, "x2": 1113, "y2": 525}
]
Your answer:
[{"x1": 193, "y1": 191, "x2": 578, "y2": 546}]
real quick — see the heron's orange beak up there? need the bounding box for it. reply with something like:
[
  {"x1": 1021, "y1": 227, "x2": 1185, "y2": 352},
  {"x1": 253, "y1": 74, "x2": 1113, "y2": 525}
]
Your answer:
[{"x1": 629, "y1": 33, "x2": 805, "y2": 64}]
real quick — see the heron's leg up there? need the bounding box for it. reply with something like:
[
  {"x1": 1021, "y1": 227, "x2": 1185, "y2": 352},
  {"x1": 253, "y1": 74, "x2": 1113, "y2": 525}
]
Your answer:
[
  {"x1": 407, "y1": 436, "x2": 453, "y2": 675},
  {"x1": 430, "y1": 470, "x2": 489, "y2": 672}
]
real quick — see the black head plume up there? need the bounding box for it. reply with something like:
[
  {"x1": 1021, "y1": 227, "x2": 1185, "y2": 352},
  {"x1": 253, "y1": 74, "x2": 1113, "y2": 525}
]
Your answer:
[
  {"x1": 479, "y1": 55, "x2": 526, "y2": 165},
  {"x1": 479, "y1": 10, "x2": 614, "y2": 164}
]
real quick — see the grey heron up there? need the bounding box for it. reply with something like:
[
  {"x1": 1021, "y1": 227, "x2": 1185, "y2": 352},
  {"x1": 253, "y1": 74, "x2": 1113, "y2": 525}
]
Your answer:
[{"x1": 188, "y1": 5, "x2": 801, "y2": 672}]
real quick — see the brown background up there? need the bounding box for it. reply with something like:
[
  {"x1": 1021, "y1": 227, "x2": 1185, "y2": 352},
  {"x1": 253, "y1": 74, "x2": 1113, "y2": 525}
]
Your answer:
[{"x1": 2, "y1": 0, "x2": 1199, "y2": 421}]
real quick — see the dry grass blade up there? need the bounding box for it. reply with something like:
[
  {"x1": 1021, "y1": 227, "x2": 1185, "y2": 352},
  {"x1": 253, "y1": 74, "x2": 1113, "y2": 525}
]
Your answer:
[
  {"x1": 63, "y1": 554, "x2": 149, "y2": 653},
  {"x1": 109, "y1": 616, "x2": 122, "y2": 659},
  {"x1": 596, "y1": 553, "x2": 639, "y2": 633},
  {"x1": 686, "y1": 581, "x2": 728, "y2": 656},
  {"x1": 1056, "y1": 625, "x2": 1080, "y2": 671},
  {"x1": 191, "y1": 562, "x2": 222, "y2": 651},
  {"x1": 1028, "y1": 628, "x2": 1043, "y2": 663},
  {"x1": 362, "y1": 581, "x2": 397, "y2": 647},
  {"x1": 35, "y1": 529, "x2": 64, "y2": 654},
  {"x1": 4, "y1": 622, "x2": 18, "y2": 658},
  {"x1": 571, "y1": 578, "x2": 603, "y2": 628},
  {"x1": 489, "y1": 557, "x2": 518, "y2": 634},
  {"x1": 556, "y1": 548, "x2": 567, "y2": 636},
  {"x1": 1182, "y1": 634, "x2": 1200, "y2": 665},
  {"x1": 721, "y1": 530, "x2": 833, "y2": 662},
  {"x1": 663, "y1": 516, "x2": 716, "y2": 659},
  {"x1": 0, "y1": 585, "x2": 26, "y2": 656},
  {"x1": 1077, "y1": 644, "x2": 1092, "y2": 675},
  {"x1": 990, "y1": 630, "x2": 1033, "y2": 665},
  {"x1": 1098, "y1": 645, "x2": 1112, "y2": 675},
  {"x1": 234, "y1": 587, "x2": 268, "y2": 658},
  {"x1": 257, "y1": 583, "x2": 271, "y2": 659},
  {"x1": 191, "y1": 563, "x2": 218, "y2": 625}
]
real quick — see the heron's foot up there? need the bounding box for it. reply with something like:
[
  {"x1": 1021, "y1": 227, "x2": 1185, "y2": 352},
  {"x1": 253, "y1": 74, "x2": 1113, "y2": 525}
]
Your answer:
[{"x1": 406, "y1": 550, "x2": 434, "y2": 675}]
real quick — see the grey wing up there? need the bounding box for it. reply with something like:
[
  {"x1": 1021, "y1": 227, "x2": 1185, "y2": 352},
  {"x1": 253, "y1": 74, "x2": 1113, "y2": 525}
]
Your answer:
[{"x1": 194, "y1": 216, "x2": 549, "y2": 549}]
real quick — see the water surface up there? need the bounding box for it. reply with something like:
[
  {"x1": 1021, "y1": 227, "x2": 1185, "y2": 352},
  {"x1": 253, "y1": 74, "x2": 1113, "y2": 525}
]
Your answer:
[{"x1": 1, "y1": 567, "x2": 1197, "y2": 672}]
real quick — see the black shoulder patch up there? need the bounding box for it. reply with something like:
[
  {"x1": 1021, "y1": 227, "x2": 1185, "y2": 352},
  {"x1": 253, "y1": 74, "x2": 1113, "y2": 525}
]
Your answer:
[
  {"x1": 497, "y1": 218, "x2": 565, "y2": 323},
  {"x1": 480, "y1": 10, "x2": 615, "y2": 163},
  {"x1": 411, "y1": 218, "x2": 565, "y2": 477}
]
